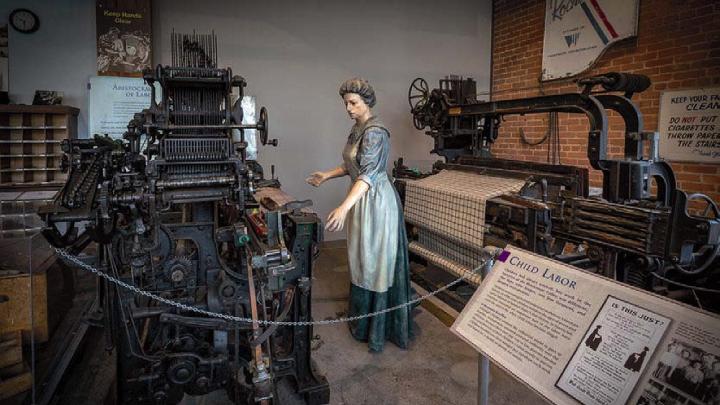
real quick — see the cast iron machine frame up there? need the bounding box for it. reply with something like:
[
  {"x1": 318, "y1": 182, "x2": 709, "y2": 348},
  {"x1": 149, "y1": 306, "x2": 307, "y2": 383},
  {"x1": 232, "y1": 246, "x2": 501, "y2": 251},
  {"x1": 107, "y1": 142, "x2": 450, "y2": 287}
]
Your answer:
[
  {"x1": 399, "y1": 72, "x2": 719, "y2": 310},
  {"x1": 39, "y1": 32, "x2": 330, "y2": 404}
]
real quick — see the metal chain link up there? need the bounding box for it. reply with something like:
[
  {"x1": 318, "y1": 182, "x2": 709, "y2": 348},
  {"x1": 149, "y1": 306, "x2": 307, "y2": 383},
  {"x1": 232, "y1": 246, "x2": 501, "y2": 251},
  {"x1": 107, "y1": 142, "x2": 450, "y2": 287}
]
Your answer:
[{"x1": 53, "y1": 247, "x2": 481, "y2": 326}]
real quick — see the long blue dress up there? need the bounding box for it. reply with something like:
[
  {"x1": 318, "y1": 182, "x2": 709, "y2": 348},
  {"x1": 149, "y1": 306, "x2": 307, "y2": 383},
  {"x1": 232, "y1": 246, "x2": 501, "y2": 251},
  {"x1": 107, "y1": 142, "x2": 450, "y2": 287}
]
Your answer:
[{"x1": 342, "y1": 116, "x2": 412, "y2": 352}]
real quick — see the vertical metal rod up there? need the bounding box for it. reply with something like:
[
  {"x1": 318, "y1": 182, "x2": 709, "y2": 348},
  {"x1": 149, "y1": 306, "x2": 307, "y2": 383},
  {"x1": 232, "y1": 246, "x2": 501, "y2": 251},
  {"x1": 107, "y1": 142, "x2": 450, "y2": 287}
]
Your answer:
[
  {"x1": 478, "y1": 354, "x2": 490, "y2": 405},
  {"x1": 478, "y1": 253, "x2": 495, "y2": 405},
  {"x1": 29, "y1": 237, "x2": 36, "y2": 405}
]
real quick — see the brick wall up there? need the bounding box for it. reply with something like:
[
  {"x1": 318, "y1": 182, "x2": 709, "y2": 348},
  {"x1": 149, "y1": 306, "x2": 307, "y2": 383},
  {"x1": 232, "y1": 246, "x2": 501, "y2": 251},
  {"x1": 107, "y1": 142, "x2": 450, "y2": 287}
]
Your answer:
[{"x1": 490, "y1": 0, "x2": 720, "y2": 202}]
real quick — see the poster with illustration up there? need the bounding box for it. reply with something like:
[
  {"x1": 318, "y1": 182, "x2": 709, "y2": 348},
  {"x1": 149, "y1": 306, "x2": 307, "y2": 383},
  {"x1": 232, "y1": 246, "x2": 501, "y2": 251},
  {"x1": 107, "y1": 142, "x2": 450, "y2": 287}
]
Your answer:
[{"x1": 96, "y1": 0, "x2": 152, "y2": 77}]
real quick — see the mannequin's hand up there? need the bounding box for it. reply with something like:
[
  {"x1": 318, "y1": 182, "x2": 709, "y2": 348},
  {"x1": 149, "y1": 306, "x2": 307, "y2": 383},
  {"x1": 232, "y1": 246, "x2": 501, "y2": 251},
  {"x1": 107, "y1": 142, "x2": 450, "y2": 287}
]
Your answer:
[
  {"x1": 306, "y1": 171, "x2": 328, "y2": 187},
  {"x1": 325, "y1": 206, "x2": 349, "y2": 232}
]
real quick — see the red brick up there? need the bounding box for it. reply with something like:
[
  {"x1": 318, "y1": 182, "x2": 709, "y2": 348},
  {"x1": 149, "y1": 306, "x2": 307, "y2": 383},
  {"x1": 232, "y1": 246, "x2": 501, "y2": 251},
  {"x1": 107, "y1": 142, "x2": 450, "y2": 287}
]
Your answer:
[
  {"x1": 683, "y1": 165, "x2": 720, "y2": 174},
  {"x1": 491, "y1": 0, "x2": 717, "y2": 190}
]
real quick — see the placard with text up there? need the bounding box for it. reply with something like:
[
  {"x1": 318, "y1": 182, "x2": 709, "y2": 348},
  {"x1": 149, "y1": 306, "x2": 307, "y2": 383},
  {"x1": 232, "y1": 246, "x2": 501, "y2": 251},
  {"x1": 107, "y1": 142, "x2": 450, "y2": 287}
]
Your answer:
[
  {"x1": 451, "y1": 247, "x2": 720, "y2": 405},
  {"x1": 658, "y1": 87, "x2": 720, "y2": 163}
]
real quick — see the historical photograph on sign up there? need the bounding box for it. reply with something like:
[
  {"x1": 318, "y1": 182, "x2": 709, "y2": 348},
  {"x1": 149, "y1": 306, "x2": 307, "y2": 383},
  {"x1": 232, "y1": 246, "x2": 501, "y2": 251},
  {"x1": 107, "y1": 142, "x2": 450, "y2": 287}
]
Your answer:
[
  {"x1": 96, "y1": 0, "x2": 152, "y2": 76},
  {"x1": 645, "y1": 339, "x2": 720, "y2": 404},
  {"x1": 658, "y1": 87, "x2": 720, "y2": 163},
  {"x1": 541, "y1": 0, "x2": 639, "y2": 81},
  {"x1": 635, "y1": 379, "x2": 692, "y2": 405},
  {"x1": 556, "y1": 296, "x2": 671, "y2": 405}
]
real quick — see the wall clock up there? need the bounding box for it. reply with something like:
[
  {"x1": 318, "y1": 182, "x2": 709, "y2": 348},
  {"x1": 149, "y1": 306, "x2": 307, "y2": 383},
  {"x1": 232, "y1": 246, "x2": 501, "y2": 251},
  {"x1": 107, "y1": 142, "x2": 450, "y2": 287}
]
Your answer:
[{"x1": 9, "y1": 9, "x2": 40, "y2": 34}]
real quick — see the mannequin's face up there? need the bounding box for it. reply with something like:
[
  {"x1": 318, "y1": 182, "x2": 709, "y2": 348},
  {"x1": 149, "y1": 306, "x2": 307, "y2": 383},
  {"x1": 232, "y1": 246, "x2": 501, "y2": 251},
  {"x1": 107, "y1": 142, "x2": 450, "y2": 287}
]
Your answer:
[{"x1": 343, "y1": 93, "x2": 370, "y2": 120}]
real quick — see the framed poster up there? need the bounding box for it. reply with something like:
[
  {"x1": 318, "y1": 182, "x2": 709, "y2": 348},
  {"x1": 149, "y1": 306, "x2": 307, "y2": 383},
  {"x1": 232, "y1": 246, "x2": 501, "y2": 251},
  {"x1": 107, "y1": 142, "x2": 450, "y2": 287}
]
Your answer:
[
  {"x1": 96, "y1": 0, "x2": 152, "y2": 77},
  {"x1": 542, "y1": 0, "x2": 639, "y2": 81}
]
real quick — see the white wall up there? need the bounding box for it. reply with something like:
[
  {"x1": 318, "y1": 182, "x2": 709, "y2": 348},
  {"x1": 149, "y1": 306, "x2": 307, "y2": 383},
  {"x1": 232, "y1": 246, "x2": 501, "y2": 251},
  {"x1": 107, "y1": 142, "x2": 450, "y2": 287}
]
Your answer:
[
  {"x1": 5, "y1": 0, "x2": 492, "y2": 240},
  {"x1": 2, "y1": 0, "x2": 96, "y2": 136}
]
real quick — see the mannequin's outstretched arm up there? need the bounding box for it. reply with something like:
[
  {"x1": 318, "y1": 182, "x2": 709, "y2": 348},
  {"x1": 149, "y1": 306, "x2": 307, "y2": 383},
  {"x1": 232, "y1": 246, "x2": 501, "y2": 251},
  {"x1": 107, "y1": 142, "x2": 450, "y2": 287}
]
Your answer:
[
  {"x1": 325, "y1": 180, "x2": 369, "y2": 231},
  {"x1": 324, "y1": 165, "x2": 348, "y2": 180},
  {"x1": 306, "y1": 165, "x2": 347, "y2": 187}
]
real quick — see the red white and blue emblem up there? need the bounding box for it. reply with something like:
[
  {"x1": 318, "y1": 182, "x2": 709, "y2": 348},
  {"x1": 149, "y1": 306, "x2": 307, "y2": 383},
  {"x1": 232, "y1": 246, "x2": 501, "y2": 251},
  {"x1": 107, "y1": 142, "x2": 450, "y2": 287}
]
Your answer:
[{"x1": 542, "y1": 0, "x2": 639, "y2": 81}]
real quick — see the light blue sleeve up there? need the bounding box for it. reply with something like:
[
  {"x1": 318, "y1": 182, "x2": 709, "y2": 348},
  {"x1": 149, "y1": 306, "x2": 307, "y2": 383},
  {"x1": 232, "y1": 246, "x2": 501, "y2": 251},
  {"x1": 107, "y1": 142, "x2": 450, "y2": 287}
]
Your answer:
[{"x1": 357, "y1": 127, "x2": 387, "y2": 188}]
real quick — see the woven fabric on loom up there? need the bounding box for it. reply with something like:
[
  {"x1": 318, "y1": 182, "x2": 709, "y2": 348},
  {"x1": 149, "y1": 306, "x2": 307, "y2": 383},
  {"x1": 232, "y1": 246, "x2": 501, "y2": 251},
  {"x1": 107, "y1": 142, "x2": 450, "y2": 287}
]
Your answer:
[
  {"x1": 408, "y1": 241, "x2": 483, "y2": 285},
  {"x1": 404, "y1": 170, "x2": 526, "y2": 250},
  {"x1": 417, "y1": 229, "x2": 482, "y2": 270}
]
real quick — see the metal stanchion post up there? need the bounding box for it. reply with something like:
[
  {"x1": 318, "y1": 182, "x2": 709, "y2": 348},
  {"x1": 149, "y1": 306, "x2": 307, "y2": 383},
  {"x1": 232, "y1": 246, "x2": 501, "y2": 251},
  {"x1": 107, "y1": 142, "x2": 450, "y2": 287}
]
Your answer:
[
  {"x1": 478, "y1": 250, "x2": 496, "y2": 405},
  {"x1": 478, "y1": 352, "x2": 490, "y2": 405}
]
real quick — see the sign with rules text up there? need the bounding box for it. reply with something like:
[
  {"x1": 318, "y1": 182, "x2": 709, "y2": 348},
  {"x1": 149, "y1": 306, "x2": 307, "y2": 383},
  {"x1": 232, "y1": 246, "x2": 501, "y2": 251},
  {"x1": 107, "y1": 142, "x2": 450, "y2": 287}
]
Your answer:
[{"x1": 658, "y1": 87, "x2": 720, "y2": 163}]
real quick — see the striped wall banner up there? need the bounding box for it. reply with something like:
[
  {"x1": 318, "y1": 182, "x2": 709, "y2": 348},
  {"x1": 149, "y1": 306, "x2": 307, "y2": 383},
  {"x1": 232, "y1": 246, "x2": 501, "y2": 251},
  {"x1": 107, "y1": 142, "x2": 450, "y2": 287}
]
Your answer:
[{"x1": 542, "y1": 0, "x2": 639, "y2": 81}]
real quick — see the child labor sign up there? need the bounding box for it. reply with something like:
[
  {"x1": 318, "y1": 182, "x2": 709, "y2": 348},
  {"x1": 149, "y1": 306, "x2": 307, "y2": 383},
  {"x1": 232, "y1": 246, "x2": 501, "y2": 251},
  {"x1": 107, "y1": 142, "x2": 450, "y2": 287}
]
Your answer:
[{"x1": 658, "y1": 88, "x2": 720, "y2": 163}]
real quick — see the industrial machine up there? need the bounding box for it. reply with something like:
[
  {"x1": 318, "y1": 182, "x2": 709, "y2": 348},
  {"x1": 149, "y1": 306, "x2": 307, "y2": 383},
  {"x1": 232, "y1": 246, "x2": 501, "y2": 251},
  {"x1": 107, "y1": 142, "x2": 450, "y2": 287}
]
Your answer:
[
  {"x1": 39, "y1": 32, "x2": 329, "y2": 404},
  {"x1": 398, "y1": 72, "x2": 720, "y2": 312}
]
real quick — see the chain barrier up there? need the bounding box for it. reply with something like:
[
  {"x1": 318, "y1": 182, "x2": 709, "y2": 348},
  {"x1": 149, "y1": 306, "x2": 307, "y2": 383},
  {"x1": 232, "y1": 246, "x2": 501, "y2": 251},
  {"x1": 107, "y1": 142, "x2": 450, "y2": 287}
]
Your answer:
[{"x1": 53, "y1": 247, "x2": 482, "y2": 326}]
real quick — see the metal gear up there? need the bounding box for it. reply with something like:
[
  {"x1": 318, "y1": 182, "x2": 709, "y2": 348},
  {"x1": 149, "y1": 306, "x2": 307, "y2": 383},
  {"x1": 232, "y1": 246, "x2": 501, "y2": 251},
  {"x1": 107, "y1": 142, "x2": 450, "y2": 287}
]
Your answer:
[
  {"x1": 163, "y1": 256, "x2": 195, "y2": 287},
  {"x1": 167, "y1": 358, "x2": 196, "y2": 385}
]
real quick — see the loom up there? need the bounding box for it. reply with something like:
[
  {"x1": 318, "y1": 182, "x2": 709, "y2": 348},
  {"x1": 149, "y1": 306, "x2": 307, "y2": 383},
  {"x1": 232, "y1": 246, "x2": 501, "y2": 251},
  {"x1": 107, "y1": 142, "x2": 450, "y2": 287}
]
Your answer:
[
  {"x1": 397, "y1": 73, "x2": 720, "y2": 311},
  {"x1": 39, "y1": 32, "x2": 329, "y2": 404}
]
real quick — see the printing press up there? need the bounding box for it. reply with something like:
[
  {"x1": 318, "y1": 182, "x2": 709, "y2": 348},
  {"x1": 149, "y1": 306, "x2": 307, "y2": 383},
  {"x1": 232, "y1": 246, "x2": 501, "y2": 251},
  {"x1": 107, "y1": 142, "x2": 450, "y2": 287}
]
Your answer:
[
  {"x1": 38, "y1": 32, "x2": 330, "y2": 404},
  {"x1": 396, "y1": 72, "x2": 720, "y2": 312}
]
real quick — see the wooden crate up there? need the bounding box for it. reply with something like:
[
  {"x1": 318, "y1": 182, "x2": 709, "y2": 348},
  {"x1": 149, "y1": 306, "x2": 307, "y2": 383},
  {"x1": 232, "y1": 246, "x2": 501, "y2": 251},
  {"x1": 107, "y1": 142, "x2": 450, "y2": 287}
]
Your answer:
[
  {"x1": 0, "y1": 105, "x2": 78, "y2": 189},
  {"x1": 0, "y1": 362, "x2": 31, "y2": 400},
  {"x1": 0, "y1": 331, "x2": 30, "y2": 400},
  {"x1": 0, "y1": 271, "x2": 48, "y2": 343},
  {"x1": 0, "y1": 331, "x2": 22, "y2": 369}
]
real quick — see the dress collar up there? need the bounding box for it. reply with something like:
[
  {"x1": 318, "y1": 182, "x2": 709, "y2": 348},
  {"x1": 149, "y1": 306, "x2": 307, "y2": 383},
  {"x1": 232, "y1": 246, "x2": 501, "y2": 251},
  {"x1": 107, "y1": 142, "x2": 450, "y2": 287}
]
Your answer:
[{"x1": 355, "y1": 115, "x2": 378, "y2": 133}]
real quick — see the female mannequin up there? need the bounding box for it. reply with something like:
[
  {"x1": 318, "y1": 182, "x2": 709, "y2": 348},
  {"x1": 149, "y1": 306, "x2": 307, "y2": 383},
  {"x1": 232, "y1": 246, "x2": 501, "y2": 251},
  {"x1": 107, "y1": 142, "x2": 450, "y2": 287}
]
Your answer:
[{"x1": 307, "y1": 78, "x2": 412, "y2": 352}]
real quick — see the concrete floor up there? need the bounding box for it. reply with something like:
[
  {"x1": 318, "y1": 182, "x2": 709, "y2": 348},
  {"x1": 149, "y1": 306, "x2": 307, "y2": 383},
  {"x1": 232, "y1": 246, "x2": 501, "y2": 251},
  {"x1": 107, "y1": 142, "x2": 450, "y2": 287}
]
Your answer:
[
  {"x1": 306, "y1": 244, "x2": 543, "y2": 405},
  {"x1": 182, "y1": 242, "x2": 545, "y2": 405},
  {"x1": 37, "y1": 242, "x2": 544, "y2": 405}
]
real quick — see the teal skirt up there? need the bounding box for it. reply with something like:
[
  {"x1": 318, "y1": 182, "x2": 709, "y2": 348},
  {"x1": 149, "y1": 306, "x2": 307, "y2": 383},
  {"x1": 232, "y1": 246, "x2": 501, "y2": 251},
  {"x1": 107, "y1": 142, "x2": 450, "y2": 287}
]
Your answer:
[{"x1": 347, "y1": 217, "x2": 413, "y2": 352}]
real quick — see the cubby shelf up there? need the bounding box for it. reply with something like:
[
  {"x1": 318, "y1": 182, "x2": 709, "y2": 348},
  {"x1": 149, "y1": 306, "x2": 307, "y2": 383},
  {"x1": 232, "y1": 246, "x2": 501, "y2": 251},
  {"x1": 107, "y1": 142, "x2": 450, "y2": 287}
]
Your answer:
[{"x1": 0, "y1": 105, "x2": 78, "y2": 188}]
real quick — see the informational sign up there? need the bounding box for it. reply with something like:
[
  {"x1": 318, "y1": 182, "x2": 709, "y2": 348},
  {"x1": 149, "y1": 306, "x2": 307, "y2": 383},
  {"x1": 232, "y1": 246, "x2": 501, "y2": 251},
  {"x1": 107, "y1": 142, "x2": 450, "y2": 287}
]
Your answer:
[
  {"x1": 452, "y1": 247, "x2": 720, "y2": 405},
  {"x1": 96, "y1": 0, "x2": 152, "y2": 77},
  {"x1": 658, "y1": 88, "x2": 720, "y2": 163},
  {"x1": 88, "y1": 76, "x2": 159, "y2": 139},
  {"x1": 542, "y1": 0, "x2": 639, "y2": 81}
]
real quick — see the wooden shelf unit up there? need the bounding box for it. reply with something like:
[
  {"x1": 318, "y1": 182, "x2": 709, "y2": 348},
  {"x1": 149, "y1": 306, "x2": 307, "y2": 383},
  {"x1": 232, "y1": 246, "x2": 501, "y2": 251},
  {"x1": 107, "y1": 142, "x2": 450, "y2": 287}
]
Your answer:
[{"x1": 0, "y1": 105, "x2": 78, "y2": 188}]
